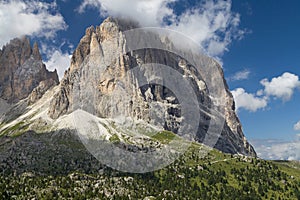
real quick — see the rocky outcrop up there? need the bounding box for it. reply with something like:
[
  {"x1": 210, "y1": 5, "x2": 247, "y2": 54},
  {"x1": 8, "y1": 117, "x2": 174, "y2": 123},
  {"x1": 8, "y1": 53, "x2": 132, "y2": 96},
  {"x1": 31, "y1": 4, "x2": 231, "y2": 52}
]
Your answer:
[
  {"x1": 28, "y1": 79, "x2": 59, "y2": 104},
  {"x1": 48, "y1": 17, "x2": 256, "y2": 156},
  {"x1": 0, "y1": 37, "x2": 59, "y2": 103}
]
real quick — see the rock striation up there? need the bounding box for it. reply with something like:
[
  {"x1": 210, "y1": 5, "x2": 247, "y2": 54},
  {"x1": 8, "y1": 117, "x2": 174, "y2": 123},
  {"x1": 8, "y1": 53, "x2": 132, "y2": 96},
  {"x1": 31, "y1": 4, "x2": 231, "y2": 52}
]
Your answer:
[
  {"x1": 0, "y1": 37, "x2": 59, "y2": 103},
  {"x1": 48, "y1": 17, "x2": 256, "y2": 156}
]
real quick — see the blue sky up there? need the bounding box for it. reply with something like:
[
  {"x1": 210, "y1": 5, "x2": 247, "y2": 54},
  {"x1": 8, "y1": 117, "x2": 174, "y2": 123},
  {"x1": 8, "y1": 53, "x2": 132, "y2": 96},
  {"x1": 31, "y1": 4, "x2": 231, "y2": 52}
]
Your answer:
[
  {"x1": 224, "y1": 0, "x2": 300, "y2": 139},
  {"x1": 223, "y1": 1, "x2": 300, "y2": 160},
  {"x1": 0, "y1": 0, "x2": 299, "y2": 160}
]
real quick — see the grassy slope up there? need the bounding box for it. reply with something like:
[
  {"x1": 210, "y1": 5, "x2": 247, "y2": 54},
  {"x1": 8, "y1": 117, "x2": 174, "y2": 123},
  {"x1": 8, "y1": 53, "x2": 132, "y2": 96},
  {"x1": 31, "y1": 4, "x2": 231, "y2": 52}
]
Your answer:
[
  {"x1": 0, "y1": 122, "x2": 299, "y2": 199},
  {"x1": 0, "y1": 136, "x2": 299, "y2": 200}
]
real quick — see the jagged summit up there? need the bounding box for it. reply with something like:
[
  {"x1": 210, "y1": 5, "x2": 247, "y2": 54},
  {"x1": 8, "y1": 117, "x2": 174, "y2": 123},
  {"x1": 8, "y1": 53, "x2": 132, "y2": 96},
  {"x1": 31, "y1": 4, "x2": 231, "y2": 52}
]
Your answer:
[
  {"x1": 70, "y1": 17, "x2": 138, "y2": 71},
  {"x1": 0, "y1": 36, "x2": 59, "y2": 103},
  {"x1": 32, "y1": 42, "x2": 42, "y2": 61}
]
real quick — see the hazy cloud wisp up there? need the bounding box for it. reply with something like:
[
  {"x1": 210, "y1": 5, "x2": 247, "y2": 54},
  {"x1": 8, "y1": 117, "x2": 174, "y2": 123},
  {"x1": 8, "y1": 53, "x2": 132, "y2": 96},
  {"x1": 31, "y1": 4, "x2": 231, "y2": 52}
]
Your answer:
[
  {"x1": 251, "y1": 137, "x2": 300, "y2": 160},
  {"x1": 229, "y1": 69, "x2": 251, "y2": 81},
  {"x1": 294, "y1": 121, "x2": 300, "y2": 131}
]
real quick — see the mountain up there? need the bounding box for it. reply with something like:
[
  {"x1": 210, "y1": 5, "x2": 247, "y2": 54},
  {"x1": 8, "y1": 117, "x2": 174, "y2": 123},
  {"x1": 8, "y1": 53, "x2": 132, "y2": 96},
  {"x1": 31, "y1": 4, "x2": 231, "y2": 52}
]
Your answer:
[
  {"x1": 48, "y1": 17, "x2": 255, "y2": 156},
  {"x1": 0, "y1": 37, "x2": 58, "y2": 104}
]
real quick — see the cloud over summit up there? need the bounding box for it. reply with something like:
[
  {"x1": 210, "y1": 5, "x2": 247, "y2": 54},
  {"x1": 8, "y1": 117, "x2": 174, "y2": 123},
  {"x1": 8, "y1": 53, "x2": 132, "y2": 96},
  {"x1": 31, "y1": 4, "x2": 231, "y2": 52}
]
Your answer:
[{"x1": 78, "y1": 0, "x2": 243, "y2": 57}]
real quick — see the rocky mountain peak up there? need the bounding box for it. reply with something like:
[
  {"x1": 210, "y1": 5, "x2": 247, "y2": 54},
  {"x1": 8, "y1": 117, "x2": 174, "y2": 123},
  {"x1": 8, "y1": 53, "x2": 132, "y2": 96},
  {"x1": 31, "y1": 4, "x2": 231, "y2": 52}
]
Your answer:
[
  {"x1": 1, "y1": 36, "x2": 31, "y2": 66},
  {"x1": 70, "y1": 17, "x2": 138, "y2": 71},
  {"x1": 49, "y1": 17, "x2": 256, "y2": 156},
  {"x1": 0, "y1": 37, "x2": 59, "y2": 103}
]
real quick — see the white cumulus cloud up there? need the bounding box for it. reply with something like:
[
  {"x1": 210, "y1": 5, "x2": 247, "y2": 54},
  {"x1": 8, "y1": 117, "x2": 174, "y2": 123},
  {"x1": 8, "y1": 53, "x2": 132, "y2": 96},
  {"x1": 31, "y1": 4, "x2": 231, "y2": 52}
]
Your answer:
[
  {"x1": 0, "y1": 0, "x2": 67, "y2": 47},
  {"x1": 231, "y1": 72, "x2": 300, "y2": 113},
  {"x1": 231, "y1": 88, "x2": 268, "y2": 112},
  {"x1": 167, "y1": 1, "x2": 243, "y2": 57},
  {"x1": 260, "y1": 72, "x2": 300, "y2": 101},
  {"x1": 44, "y1": 50, "x2": 71, "y2": 80},
  {"x1": 78, "y1": 0, "x2": 244, "y2": 57}
]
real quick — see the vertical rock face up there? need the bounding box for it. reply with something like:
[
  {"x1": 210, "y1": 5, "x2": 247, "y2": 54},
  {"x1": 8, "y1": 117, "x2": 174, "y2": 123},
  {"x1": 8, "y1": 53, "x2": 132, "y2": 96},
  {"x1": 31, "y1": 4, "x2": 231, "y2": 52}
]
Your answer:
[
  {"x1": 49, "y1": 17, "x2": 256, "y2": 156},
  {"x1": 0, "y1": 37, "x2": 59, "y2": 103}
]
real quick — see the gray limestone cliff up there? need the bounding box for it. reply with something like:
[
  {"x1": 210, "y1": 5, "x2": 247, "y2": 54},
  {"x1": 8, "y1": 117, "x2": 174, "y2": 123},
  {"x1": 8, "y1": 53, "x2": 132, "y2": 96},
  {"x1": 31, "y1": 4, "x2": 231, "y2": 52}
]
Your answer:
[
  {"x1": 48, "y1": 17, "x2": 256, "y2": 156},
  {"x1": 0, "y1": 37, "x2": 59, "y2": 104}
]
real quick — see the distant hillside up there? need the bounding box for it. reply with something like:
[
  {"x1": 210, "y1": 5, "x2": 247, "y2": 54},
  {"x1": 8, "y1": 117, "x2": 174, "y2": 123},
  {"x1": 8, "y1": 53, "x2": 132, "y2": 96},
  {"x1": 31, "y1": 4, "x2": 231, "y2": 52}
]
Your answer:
[{"x1": 0, "y1": 139, "x2": 299, "y2": 199}]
